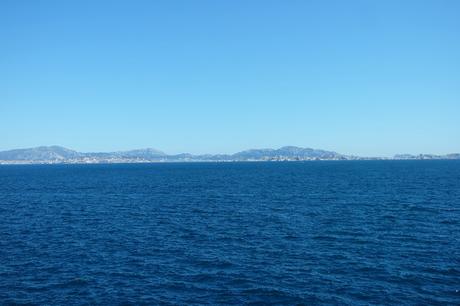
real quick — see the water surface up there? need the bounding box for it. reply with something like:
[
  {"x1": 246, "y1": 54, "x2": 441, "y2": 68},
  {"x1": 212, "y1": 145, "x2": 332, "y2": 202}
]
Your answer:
[{"x1": 1, "y1": 161, "x2": 459, "y2": 304}]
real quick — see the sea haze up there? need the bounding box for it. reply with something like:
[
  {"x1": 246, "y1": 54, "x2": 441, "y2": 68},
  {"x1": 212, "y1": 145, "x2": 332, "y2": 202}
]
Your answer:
[{"x1": 1, "y1": 161, "x2": 459, "y2": 304}]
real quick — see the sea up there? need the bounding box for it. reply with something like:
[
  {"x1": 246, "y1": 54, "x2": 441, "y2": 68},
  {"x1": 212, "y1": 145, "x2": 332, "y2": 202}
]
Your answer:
[{"x1": 0, "y1": 161, "x2": 459, "y2": 305}]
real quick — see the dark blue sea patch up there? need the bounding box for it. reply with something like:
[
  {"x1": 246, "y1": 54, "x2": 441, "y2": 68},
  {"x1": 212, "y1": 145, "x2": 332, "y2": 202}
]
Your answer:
[{"x1": 0, "y1": 161, "x2": 459, "y2": 304}]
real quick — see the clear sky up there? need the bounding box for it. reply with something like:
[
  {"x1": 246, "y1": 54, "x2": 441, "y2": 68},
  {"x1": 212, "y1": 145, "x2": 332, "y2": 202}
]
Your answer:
[{"x1": 1, "y1": 0, "x2": 459, "y2": 156}]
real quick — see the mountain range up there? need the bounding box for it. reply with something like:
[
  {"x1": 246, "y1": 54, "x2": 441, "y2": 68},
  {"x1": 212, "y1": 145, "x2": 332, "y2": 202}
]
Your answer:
[{"x1": 0, "y1": 146, "x2": 459, "y2": 164}]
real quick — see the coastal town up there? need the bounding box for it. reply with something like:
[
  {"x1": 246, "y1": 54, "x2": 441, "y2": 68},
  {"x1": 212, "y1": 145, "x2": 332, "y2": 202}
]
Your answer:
[{"x1": 0, "y1": 146, "x2": 458, "y2": 165}]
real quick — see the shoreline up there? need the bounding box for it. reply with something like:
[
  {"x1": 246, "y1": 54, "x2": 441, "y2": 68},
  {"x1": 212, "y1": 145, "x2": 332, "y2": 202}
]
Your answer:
[{"x1": 1, "y1": 158, "x2": 459, "y2": 166}]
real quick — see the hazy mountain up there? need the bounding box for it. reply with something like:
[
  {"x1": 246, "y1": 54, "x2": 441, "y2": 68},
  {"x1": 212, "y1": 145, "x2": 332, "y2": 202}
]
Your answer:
[
  {"x1": 0, "y1": 146, "x2": 82, "y2": 161},
  {"x1": 232, "y1": 146, "x2": 344, "y2": 160},
  {"x1": 0, "y1": 146, "x2": 167, "y2": 161},
  {"x1": 0, "y1": 146, "x2": 459, "y2": 164},
  {"x1": 110, "y1": 148, "x2": 166, "y2": 159},
  {"x1": 394, "y1": 153, "x2": 460, "y2": 160}
]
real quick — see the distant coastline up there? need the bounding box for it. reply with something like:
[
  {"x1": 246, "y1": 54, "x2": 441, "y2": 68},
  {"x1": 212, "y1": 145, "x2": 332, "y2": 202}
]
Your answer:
[{"x1": 0, "y1": 146, "x2": 459, "y2": 165}]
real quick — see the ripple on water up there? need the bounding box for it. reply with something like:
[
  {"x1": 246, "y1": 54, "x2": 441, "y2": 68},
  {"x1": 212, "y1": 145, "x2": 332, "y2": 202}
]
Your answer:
[{"x1": 0, "y1": 161, "x2": 459, "y2": 304}]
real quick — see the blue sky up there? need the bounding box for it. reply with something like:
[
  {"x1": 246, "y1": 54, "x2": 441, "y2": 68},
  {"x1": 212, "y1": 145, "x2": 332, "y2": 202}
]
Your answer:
[{"x1": 1, "y1": 0, "x2": 459, "y2": 156}]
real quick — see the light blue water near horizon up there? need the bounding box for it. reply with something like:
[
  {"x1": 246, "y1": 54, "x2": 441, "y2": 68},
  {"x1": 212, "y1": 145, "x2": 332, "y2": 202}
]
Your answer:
[{"x1": 0, "y1": 161, "x2": 459, "y2": 305}]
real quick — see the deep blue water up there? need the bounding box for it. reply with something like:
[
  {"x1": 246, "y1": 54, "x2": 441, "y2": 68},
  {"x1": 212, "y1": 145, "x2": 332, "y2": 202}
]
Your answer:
[{"x1": 0, "y1": 161, "x2": 459, "y2": 305}]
